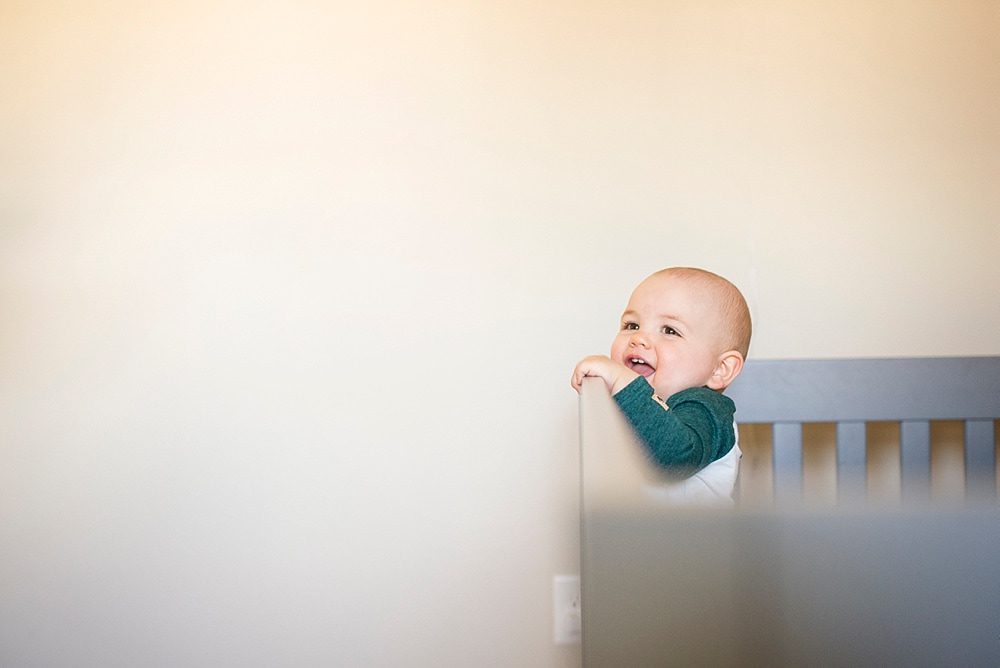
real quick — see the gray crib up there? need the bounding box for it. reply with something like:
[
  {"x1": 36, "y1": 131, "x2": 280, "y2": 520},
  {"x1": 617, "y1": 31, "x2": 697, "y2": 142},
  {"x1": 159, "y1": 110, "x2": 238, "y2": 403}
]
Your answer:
[
  {"x1": 579, "y1": 356, "x2": 1000, "y2": 666},
  {"x1": 728, "y1": 356, "x2": 1000, "y2": 507}
]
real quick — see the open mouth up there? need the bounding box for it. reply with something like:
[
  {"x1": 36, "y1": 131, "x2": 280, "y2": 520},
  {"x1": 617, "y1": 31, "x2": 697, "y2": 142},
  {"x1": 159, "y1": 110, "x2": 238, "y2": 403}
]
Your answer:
[{"x1": 626, "y1": 356, "x2": 656, "y2": 378}]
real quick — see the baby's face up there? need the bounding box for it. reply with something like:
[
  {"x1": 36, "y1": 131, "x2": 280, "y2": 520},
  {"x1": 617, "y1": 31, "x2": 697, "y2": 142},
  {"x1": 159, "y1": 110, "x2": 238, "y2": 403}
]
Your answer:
[{"x1": 610, "y1": 273, "x2": 729, "y2": 399}]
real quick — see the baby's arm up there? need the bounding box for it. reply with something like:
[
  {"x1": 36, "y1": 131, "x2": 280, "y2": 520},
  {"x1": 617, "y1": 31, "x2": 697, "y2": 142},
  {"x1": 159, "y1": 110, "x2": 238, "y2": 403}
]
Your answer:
[
  {"x1": 613, "y1": 378, "x2": 736, "y2": 474},
  {"x1": 571, "y1": 355, "x2": 639, "y2": 395}
]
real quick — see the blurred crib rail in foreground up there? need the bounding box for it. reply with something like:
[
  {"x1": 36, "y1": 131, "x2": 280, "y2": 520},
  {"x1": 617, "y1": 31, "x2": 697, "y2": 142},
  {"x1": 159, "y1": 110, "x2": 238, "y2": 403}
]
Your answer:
[{"x1": 727, "y1": 357, "x2": 1000, "y2": 507}]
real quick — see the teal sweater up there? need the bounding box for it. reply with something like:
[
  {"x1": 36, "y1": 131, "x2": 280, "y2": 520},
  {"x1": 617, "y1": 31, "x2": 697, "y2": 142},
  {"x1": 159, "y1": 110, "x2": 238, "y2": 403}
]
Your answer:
[{"x1": 612, "y1": 376, "x2": 736, "y2": 476}]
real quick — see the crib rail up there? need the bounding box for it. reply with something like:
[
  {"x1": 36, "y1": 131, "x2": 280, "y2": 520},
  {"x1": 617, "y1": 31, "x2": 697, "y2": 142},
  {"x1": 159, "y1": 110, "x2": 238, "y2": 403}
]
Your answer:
[
  {"x1": 579, "y1": 376, "x2": 674, "y2": 511},
  {"x1": 729, "y1": 357, "x2": 1000, "y2": 507}
]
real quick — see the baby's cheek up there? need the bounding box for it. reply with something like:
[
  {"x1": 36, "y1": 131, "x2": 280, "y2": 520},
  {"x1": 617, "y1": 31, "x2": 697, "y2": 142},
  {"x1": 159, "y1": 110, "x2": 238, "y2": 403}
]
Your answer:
[{"x1": 610, "y1": 335, "x2": 628, "y2": 357}]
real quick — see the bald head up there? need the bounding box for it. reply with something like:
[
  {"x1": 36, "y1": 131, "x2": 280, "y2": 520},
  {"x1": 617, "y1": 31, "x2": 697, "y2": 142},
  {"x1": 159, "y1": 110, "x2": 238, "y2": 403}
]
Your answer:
[{"x1": 648, "y1": 267, "x2": 752, "y2": 358}]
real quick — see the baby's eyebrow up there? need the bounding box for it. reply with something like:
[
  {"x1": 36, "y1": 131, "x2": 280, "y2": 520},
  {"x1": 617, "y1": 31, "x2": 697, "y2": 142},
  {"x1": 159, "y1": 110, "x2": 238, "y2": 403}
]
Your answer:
[{"x1": 620, "y1": 311, "x2": 690, "y2": 328}]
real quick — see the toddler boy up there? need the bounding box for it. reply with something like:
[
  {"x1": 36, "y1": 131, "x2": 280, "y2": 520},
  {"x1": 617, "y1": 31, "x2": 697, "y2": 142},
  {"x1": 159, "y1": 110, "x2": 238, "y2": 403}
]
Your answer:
[{"x1": 571, "y1": 267, "x2": 751, "y2": 503}]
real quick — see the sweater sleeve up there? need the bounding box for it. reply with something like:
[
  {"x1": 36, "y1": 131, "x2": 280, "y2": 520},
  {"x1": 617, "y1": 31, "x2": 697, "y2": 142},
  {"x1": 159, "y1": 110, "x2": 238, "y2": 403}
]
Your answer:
[{"x1": 612, "y1": 377, "x2": 736, "y2": 476}]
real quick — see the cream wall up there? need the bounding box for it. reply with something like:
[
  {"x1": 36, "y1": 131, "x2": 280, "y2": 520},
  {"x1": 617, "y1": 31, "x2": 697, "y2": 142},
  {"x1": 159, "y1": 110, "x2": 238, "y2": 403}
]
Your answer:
[{"x1": 1, "y1": 2, "x2": 997, "y2": 666}]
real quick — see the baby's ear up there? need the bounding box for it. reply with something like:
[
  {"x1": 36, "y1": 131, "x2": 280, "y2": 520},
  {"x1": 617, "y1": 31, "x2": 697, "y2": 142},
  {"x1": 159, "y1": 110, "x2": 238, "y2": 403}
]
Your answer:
[{"x1": 706, "y1": 350, "x2": 744, "y2": 391}]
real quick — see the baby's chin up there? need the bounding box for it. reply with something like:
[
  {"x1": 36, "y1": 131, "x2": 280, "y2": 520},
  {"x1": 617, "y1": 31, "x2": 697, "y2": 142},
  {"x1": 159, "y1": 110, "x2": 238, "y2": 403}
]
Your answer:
[
  {"x1": 643, "y1": 373, "x2": 669, "y2": 395},
  {"x1": 648, "y1": 377, "x2": 682, "y2": 399}
]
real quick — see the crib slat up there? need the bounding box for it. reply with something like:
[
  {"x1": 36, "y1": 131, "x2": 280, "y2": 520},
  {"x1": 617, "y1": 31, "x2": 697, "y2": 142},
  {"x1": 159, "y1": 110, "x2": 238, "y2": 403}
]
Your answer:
[
  {"x1": 965, "y1": 419, "x2": 996, "y2": 504},
  {"x1": 901, "y1": 420, "x2": 930, "y2": 504},
  {"x1": 836, "y1": 422, "x2": 867, "y2": 504},
  {"x1": 773, "y1": 423, "x2": 803, "y2": 504}
]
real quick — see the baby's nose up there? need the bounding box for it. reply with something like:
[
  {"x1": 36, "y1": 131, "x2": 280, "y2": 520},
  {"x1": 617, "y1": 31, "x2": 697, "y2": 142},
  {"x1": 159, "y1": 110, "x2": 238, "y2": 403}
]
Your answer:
[{"x1": 629, "y1": 331, "x2": 650, "y2": 347}]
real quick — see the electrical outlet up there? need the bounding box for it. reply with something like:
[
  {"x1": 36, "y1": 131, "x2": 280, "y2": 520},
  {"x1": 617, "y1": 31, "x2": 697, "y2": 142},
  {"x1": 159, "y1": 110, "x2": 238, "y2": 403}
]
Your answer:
[{"x1": 553, "y1": 575, "x2": 581, "y2": 645}]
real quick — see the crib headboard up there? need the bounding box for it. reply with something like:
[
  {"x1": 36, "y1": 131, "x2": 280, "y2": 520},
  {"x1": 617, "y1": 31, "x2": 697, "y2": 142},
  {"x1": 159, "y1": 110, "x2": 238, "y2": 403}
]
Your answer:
[{"x1": 726, "y1": 356, "x2": 1000, "y2": 506}]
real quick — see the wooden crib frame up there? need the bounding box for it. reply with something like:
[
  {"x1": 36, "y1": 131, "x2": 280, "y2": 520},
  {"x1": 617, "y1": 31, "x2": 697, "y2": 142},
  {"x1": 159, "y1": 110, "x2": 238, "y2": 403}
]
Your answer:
[
  {"x1": 727, "y1": 356, "x2": 1000, "y2": 507},
  {"x1": 579, "y1": 356, "x2": 1000, "y2": 665}
]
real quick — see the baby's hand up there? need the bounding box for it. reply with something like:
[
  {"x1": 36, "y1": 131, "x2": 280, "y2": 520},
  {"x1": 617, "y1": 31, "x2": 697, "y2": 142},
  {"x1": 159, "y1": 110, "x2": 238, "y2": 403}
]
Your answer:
[{"x1": 571, "y1": 355, "x2": 639, "y2": 395}]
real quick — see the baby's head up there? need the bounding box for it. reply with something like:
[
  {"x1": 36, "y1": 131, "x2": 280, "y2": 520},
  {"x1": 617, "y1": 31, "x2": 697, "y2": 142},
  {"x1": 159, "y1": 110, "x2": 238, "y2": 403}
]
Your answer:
[{"x1": 610, "y1": 267, "x2": 751, "y2": 399}]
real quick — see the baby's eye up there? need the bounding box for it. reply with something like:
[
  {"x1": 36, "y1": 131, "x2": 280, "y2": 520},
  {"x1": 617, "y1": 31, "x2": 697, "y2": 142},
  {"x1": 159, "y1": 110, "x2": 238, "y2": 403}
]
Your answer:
[
  {"x1": 622, "y1": 321, "x2": 639, "y2": 331},
  {"x1": 660, "y1": 325, "x2": 680, "y2": 336}
]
